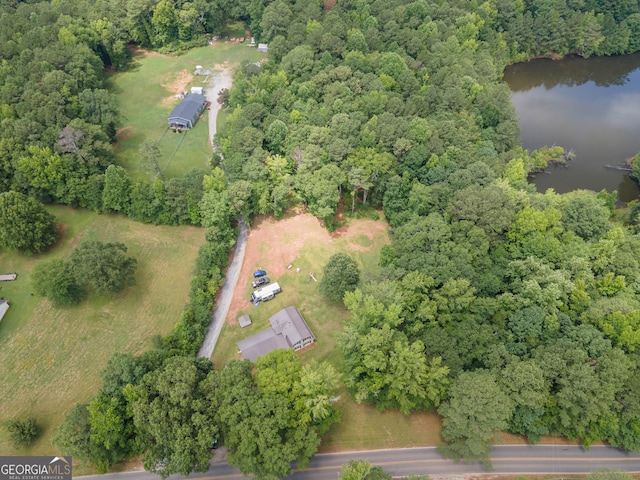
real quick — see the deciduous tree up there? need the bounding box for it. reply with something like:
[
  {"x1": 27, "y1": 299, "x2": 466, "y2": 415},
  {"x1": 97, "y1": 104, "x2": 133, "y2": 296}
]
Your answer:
[
  {"x1": 214, "y1": 359, "x2": 320, "y2": 478},
  {"x1": 128, "y1": 356, "x2": 218, "y2": 478},
  {"x1": 31, "y1": 259, "x2": 84, "y2": 306},
  {"x1": 339, "y1": 460, "x2": 391, "y2": 480},
  {"x1": 438, "y1": 370, "x2": 513, "y2": 464},
  {"x1": 69, "y1": 241, "x2": 137, "y2": 294},
  {"x1": 102, "y1": 165, "x2": 132, "y2": 214},
  {"x1": 54, "y1": 404, "x2": 116, "y2": 473},
  {"x1": 139, "y1": 140, "x2": 163, "y2": 177},
  {"x1": 5, "y1": 417, "x2": 39, "y2": 449},
  {"x1": 320, "y1": 253, "x2": 360, "y2": 302},
  {"x1": 0, "y1": 192, "x2": 57, "y2": 254}
]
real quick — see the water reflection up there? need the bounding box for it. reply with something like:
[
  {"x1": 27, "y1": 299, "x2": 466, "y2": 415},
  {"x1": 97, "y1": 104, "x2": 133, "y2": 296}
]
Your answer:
[
  {"x1": 617, "y1": 175, "x2": 639, "y2": 203},
  {"x1": 503, "y1": 54, "x2": 640, "y2": 202},
  {"x1": 506, "y1": 53, "x2": 640, "y2": 91}
]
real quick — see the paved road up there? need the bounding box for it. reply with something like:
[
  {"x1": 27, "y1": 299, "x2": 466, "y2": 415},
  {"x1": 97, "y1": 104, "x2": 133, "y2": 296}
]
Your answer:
[
  {"x1": 197, "y1": 219, "x2": 247, "y2": 359},
  {"x1": 80, "y1": 445, "x2": 640, "y2": 480}
]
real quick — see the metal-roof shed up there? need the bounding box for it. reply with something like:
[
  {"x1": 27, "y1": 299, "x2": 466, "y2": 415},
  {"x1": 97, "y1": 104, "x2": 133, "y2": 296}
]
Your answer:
[
  {"x1": 238, "y1": 314, "x2": 252, "y2": 328},
  {"x1": 0, "y1": 300, "x2": 9, "y2": 323},
  {"x1": 168, "y1": 93, "x2": 207, "y2": 130}
]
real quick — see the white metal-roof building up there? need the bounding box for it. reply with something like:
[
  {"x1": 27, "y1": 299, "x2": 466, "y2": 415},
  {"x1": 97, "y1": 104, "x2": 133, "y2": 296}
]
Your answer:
[{"x1": 0, "y1": 300, "x2": 9, "y2": 323}]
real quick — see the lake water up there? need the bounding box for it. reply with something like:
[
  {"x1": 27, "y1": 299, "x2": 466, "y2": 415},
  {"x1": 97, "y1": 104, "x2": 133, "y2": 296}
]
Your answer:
[{"x1": 503, "y1": 54, "x2": 640, "y2": 202}]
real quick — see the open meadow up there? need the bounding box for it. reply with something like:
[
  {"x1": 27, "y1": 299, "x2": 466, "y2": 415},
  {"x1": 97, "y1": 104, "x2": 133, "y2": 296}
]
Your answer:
[
  {"x1": 110, "y1": 42, "x2": 265, "y2": 180},
  {"x1": 211, "y1": 210, "x2": 445, "y2": 450},
  {"x1": 0, "y1": 206, "x2": 204, "y2": 458}
]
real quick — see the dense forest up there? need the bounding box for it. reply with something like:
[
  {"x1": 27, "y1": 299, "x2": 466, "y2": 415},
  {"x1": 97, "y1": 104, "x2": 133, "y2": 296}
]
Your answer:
[{"x1": 3, "y1": 0, "x2": 640, "y2": 475}]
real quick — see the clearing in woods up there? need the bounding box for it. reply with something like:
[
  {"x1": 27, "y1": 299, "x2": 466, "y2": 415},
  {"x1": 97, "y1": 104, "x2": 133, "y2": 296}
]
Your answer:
[
  {"x1": 110, "y1": 42, "x2": 265, "y2": 179},
  {"x1": 212, "y1": 210, "x2": 588, "y2": 452},
  {"x1": 212, "y1": 210, "x2": 445, "y2": 450}
]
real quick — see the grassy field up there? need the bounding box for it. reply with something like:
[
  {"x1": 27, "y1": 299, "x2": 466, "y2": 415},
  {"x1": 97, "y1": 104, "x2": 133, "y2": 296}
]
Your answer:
[
  {"x1": 211, "y1": 211, "x2": 447, "y2": 451},
  {"x1": 110, "y1": 42, "x2": 265, "y2": 179},
  {"x1": 0, "y1": 206, "x2": 204, "y2": 459}
]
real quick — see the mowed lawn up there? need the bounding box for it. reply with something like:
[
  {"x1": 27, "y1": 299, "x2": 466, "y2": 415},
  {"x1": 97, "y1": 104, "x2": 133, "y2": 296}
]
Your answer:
[
  {"x1": 0, "y1": 206, "x2": 204, "y2": 457},
  {"x1": 110, "y1": 43, "x2": 266, "y2": 179},
  {"x1": 212, "y1": 212, "x2": 445, "y2": 451}
]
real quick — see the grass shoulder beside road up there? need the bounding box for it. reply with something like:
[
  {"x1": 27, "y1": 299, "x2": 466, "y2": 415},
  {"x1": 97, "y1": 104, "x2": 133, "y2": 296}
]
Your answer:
[
  {"x1": 110, "y1": 43, "x2": 265, "y2": 180},
  {"x1": 0, "y1": 206, "x2": 204, "y2": 458}
]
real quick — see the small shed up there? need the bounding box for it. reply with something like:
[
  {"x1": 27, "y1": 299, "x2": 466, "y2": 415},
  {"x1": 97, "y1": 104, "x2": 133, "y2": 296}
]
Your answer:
[
  {"x1": 238, "y1": 314, "x2": 252, "y2": 328},
  {"x1": 0, "y1": 300, "x2": 9, "y2": 323},
  {"x1": 258, "y1": 43, "x2": 268, "y2": 53},
  {"x1": 0, "y1": 273, "x2": 17, "y2": 282},
  {"x1": 168, "y1": 93, "x2": 207, "y2": 130}
]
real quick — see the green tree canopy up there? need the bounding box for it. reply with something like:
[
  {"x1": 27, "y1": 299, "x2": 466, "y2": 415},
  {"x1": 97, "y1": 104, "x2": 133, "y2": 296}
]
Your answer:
[
  {"x1": 53, "y1": 404, "x2": 118, "y2": 473},
  {"x1": 69, "y1": 241, "x2": 137, "y2": 294},
  {"x1": 438, "y1": 370, "x2": 514, "y2": 464},
  {"x1": 128, "y1": 356, "x2": 218, "y2": 478},
  {"x1": 213, "y1": 358, "x2": 327, "y2": 478},
  {"x1": 102, "y1": 165, "x2": 132, "y2": 214},
  {"x1": 339, "y1": 460, "x2": 392, "y2": 480},
  {"x1": 319, "y1": 253, "x2": 361, "y2": 303},
  {"x1": 559, "y1": 190, "x2": 611, "y2": 241},
  {"x1": 0, "y1": 192, "x2": 57, "y2": 254},
  {"x1": 31, "y1": 259, "x2": 84, "y2": 306},
  {"x1": 5, "y1": 417, "x2": 39, "y2": 449}
]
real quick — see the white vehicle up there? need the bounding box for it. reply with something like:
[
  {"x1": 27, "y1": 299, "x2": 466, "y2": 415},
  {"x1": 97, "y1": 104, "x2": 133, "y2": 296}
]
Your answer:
[{"x1": 251, "y1": 282, "x2": 281, "y2": 303}]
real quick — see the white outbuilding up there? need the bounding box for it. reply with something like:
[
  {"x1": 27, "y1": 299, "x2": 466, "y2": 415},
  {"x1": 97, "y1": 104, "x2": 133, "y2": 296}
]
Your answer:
[{"x1": 0, "y1": 299, "x2": 9, "y2": 323}]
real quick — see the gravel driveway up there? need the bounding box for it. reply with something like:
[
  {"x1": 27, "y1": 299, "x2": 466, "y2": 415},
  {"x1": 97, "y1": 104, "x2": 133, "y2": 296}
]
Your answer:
[
  {"x1": 198, "y1": 68, "x2": 246, "y2": 359},
  {"x1": 205, "y1": 68, "x2": 232, "y2": 147}
]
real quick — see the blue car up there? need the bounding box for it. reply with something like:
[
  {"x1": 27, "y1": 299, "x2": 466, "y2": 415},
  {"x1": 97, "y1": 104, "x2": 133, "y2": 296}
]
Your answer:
[{"x1": 253, "y1": 269, "x2": 267, "y2": 278}]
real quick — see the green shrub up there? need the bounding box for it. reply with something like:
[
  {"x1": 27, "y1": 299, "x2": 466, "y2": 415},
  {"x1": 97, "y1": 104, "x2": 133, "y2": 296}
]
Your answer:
[{"x1": 6, "y1": 417, "x2": 39, "y2": 448}]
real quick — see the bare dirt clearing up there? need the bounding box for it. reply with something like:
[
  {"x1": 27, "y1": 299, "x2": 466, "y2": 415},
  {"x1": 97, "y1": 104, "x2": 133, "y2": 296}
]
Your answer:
[
  {"x1": 161, "y1": 69, "x2": 194, "y2": 105},
  {"x1": 115, "y1": 125, "x2": 134, "y2": 140},
  {"x1": 226, "y1": 211, "x2": 388, "y2": 325}
]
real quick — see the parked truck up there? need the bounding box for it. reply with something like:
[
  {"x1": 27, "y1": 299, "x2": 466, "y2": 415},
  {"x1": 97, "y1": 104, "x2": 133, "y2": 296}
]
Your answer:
[{"x1": 251, "y1": 282, "x2": 281, "y2": 304}]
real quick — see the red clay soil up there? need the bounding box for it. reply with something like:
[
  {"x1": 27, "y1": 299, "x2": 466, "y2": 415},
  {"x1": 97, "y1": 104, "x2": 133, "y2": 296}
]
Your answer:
[{"x1": 225, "y1": 210, "x2": 387, "y2": 325}]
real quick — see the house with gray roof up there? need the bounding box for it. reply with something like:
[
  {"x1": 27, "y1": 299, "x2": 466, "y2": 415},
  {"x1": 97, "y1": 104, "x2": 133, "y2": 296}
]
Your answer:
[
  {"x1": 168, "y1": 93, "x2": 207, "y2": 130},
  {"x1": 237, "y1": 306, "x2": 315, "y2": 362}
]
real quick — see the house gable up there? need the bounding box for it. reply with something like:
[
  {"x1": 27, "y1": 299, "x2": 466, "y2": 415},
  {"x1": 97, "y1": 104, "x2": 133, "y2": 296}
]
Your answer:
[{"x1": 237, "y1": 306, "x2": 315, "y2": 362}]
